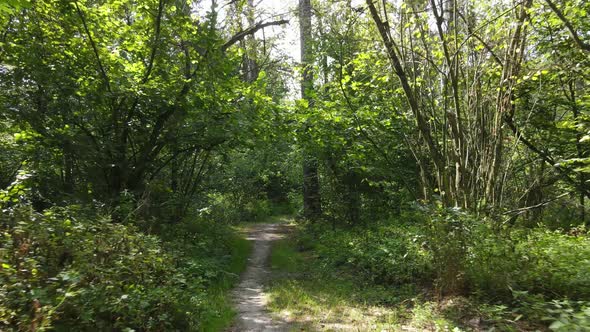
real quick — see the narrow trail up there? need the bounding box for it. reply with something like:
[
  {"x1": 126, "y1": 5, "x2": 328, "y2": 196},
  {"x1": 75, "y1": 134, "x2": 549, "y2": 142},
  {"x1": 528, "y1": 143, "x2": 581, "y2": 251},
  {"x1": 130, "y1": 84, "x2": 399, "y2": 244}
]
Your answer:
[{"x1": 229, "y1": 223, "x2": 291, "y2": 332}]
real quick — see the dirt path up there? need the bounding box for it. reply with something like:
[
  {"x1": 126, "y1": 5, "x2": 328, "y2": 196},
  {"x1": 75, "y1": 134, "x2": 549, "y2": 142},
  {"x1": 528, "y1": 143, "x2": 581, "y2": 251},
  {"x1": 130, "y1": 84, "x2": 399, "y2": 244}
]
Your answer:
[{"x1": 229, "y1": 223, "x2": 291, "y2": 332}]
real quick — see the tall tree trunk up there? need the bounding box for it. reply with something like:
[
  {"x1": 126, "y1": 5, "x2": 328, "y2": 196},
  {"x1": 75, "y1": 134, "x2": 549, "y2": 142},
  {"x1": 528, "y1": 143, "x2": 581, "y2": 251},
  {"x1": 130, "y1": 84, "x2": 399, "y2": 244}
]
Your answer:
[
  {"x1": 569, "y1": 80, "x2": 586, "y2": 224},
  {"x1": 244, "y1": 0, "x2": 259, "y2": 83},
  {"x1": 300, "y1": 0, "x2": 321, "y2": 220}
]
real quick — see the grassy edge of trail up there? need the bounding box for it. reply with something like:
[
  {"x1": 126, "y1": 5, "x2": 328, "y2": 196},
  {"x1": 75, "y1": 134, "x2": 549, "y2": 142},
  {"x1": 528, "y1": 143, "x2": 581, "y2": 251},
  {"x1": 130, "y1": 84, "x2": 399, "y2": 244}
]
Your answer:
[
  {"x1": 265, "y1": 225, "x2": 501, "y2": 332},
  {"x1": 200, "y1": 229, "x2": 252, "y2": 332},
  {"x1": 203, "y1": 215, "x2": 291, "y2": 331}
]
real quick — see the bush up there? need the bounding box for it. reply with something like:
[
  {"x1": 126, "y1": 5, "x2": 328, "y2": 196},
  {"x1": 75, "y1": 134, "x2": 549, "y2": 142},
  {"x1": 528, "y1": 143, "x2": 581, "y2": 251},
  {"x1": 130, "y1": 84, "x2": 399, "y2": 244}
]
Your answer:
[
  {"x1": 308, "y1": 221, "x2": 433, "y2": 285},
  {"x1": 465, "y1": 224, "x2": 590, "y2": 300},
  {"x1": 516, "y1": 229, "x2": 590, "y2": 299},
  {"x1": 0, "y1": 202, "x2": 248, "y2": 331},
  {"x1": 545, "y1": 300, "x2": 590, "y2": 331},
  {"x1": 465, "y1": 222, "x2": 522, "y2": 298},
  {"x1": 203, "y1": 192, "x2": 274, "y2": 224},
  {"x1": 425, "y1": 207, "x2": 473, "y2": 295},
  {"x1": 302, "y1": 208, "x2": 590, "y2": 330}
]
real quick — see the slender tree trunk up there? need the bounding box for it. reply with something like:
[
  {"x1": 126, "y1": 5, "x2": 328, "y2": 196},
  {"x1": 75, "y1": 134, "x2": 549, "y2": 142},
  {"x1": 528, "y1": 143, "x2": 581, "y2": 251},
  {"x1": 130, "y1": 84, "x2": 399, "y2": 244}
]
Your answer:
[
  {"x1": 300, "y1": 0, "x2": 321, "y2": 220},
  {"x1": 366, "y1": 0, "x2": 448, "y2": 204},
  {"x1": 569, "y1": 80, "x2": 586, "y2": 224}
]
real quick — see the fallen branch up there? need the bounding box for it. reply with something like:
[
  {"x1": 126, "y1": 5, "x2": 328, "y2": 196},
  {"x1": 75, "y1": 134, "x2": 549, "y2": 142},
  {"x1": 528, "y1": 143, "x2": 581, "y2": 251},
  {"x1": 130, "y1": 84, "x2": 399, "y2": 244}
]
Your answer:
[{"x1": 503, "y1": 192, "x2": 570, "y2": 215}]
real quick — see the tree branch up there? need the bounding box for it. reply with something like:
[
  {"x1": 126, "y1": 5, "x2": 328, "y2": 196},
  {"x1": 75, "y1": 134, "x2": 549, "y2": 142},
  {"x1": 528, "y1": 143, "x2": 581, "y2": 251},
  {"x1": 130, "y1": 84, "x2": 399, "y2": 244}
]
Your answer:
[
  {"x1": 544, "y1": 0, "x2": 590, "y2": 52},
  {"x1": 74, "y1": 2, "x2": 111, "y2": 92},
  {"x1": 365, "y1": 0, "x2": 444, "y2": 171},
  {"x1": 503, "y1": 192, "x2": 570, "y2": 215},
  {"x1": 504, "y1": 116, "x2": 590, "y2": 199},
  {"x1": 221, "y1": 19, "x2": 289, "y2": 52},
  {"x1": 142, "y1": 0, "x2": 164, "y2": 83}
]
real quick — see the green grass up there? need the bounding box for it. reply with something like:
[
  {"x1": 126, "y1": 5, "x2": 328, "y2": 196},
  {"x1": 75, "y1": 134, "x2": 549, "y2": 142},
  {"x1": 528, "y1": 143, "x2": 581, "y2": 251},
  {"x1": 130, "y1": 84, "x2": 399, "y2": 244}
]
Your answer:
[
  {"x1": 269, "y1": 236, "x2": 302, "y2": 273},
  {"x1": 200, "y1": 233, "x2": 252, "y2": 332},
  {"x1": 266, "y1": 234, "x2": 469, "y2": 331}
]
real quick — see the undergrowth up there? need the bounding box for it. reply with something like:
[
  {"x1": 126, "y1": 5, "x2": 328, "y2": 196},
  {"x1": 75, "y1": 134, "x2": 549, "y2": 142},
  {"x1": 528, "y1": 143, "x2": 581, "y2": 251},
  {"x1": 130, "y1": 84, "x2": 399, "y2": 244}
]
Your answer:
[
  {"x1": 267, "y1": 210, "x2": 590, "y2": 331},
  {"x1": 0, "y1": 202, "x2": 251, "y2": 331},
  {"x1": 267, "y1": 233, "x2": 458, "y2": 331}
]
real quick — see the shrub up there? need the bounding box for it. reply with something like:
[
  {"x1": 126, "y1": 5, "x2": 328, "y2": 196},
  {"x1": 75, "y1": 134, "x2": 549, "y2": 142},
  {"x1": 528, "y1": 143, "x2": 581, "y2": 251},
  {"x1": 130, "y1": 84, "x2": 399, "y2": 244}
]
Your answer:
[
  {"x1": 425, "y1": 207, "x2": 473, "y2": 295},
  {"x1": 516, "y1": 229, "x2": 590, "y2": 299},
  {"x1": 310, "y1": 222, "x2": 433, "y2": 285},
  {"x1": 465, "y1": 222, "x2": 521, "y2": 298},
  {"x1": 0, "y1": 201, "x2": 248, "y2": 331},
  {"x1": 203, "y1": 192, "x2": 274, "y2": 224},
  {"x1": 465, "y1": 224, "x2": 590, "y2": 300},
  {"x1": 0, "y1": 204, "x2": 200, "y2": 330},
  {"x1": 545, "y1": 300, "x2": 590, "y2": 331}
]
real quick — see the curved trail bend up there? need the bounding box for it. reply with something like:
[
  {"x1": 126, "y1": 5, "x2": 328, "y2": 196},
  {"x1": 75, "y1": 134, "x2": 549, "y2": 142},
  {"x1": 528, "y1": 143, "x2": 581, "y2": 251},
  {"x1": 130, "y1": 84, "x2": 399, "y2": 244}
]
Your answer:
[{"x1": 230, "y1": 223, "x2": 291, "y2": 332}]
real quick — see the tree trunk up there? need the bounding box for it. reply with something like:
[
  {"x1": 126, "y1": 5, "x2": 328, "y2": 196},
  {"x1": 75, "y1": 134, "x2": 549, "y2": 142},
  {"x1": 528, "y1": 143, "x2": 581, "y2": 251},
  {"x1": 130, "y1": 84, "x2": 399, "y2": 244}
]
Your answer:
[
  {"x1": 569, "y1": 80, "x2": 586, "y2": 224},
  {"x1": 300, "y1": 0, "x2": 322, "y2": 220}
]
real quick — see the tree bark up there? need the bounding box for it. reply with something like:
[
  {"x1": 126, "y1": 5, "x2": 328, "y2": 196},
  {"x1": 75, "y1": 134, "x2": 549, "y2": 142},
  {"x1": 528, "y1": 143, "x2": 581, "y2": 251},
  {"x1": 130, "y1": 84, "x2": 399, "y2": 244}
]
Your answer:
[{"x1": 300, "y1": 0, "x2": 322, "y2": 220}]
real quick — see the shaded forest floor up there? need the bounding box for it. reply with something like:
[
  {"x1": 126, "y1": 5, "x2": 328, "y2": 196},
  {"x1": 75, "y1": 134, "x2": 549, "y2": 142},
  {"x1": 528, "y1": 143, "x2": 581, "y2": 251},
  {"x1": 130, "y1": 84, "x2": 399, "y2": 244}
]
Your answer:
[
  {"x1": 266, "y1": 235, "x2": 452, "y2": 331},
  {"x1": 263, "y1": 223, "x2": 546, "y2": 332}
]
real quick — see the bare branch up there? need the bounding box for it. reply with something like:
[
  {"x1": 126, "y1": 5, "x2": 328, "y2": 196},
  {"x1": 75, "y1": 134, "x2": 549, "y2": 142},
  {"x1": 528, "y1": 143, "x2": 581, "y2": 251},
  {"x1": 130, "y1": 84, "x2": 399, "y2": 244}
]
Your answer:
[
  {"x1": 503, "y1": 192, "x2": 570, "y2": 215},
  {"x1": 221, "y1": 19, "x2": 289, "y2": 52}
]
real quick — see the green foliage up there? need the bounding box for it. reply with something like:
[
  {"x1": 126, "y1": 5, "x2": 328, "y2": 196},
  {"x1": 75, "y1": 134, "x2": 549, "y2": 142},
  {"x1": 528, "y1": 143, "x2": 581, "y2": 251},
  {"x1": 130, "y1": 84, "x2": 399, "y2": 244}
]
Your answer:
[
  {"x1": 465, "y1": 224, "x2": 590, "y2": 300},
  {"x1": 198, "y1": 142, "x2": 301, "y2": 224},
  {"x1": 545, "y1": 300, "x2": 590, "y2": 331},
  {"x1": 515, "y1": 229, "x2": 590, "y2": 298},
  {"x1": 0, "y1": 199, "x2": 250, "y2": 331},
  {"x1": 502, "y1": 291, "x2": 590, "y2": 331},
  {"x1": 1, "y1": 0, "x2": 590, "y2": 329},
  {"x1": 0, "y1": 0, "x2": 269, "y2": 208},
  {"x1": 305, "y1": 220, "x2": 433, "y2": 286},
  {"x1": 289, "y1": 206, "x2": 590, "y2": 330},
  {"x1": 425, "y1": 207, "x2": 473, "y2": 295},
  {"x1": 464, "y1": 223, "x2": 521, "y2": 298}
]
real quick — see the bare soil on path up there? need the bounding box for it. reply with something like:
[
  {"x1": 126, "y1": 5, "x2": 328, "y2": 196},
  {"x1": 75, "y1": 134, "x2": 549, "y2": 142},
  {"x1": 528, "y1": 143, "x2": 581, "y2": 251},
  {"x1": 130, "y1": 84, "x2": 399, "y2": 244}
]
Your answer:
[{"x1": 228, "y1": 223, "x2": 292, "y2": 332}]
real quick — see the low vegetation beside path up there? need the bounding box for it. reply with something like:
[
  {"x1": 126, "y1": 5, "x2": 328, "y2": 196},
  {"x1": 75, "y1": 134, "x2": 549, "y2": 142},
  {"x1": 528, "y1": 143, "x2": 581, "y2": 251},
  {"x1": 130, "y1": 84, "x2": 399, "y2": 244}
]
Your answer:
[
  {"x1": 0, "y1": 202, "x2": 252, "y2": 331},
  {"x1": 267, "y1": 211, "x2": 590, "y2": 331}
]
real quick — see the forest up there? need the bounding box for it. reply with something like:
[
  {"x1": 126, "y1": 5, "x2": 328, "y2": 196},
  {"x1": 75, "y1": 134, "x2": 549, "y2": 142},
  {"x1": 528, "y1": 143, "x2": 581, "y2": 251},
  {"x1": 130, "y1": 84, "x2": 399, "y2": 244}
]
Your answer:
[{"x1": 0, "y1": 0, "x2": 589, "y2": 330}]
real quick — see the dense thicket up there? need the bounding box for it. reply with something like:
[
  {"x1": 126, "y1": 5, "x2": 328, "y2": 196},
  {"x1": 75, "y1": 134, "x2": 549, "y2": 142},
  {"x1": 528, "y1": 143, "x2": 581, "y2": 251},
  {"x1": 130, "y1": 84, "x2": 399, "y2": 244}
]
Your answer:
[{"x1": 1, "y1": 0, "x2": 589, "y2": 330}]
